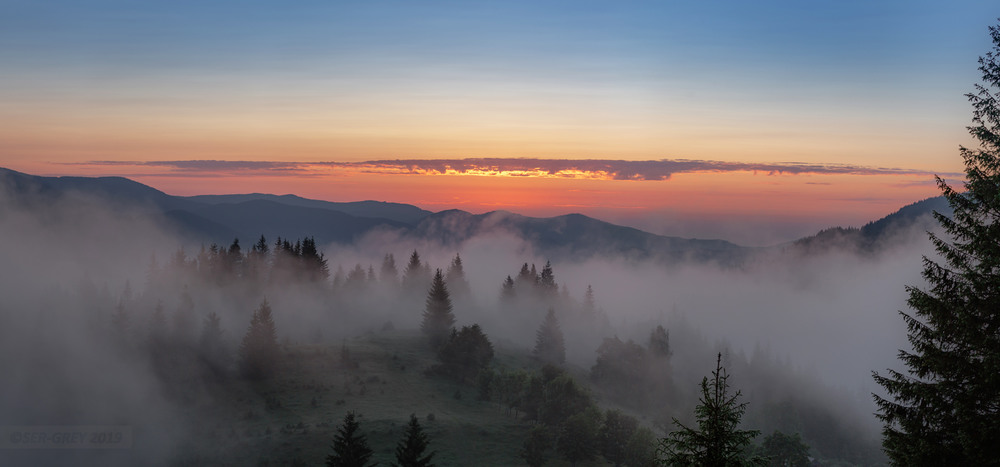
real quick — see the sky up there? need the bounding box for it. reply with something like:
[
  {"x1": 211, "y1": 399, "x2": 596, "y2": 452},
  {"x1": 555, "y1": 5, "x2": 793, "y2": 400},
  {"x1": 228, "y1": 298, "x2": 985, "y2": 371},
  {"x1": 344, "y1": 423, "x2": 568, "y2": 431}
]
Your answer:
[{"x1": 1, "y1": 0, "x2": 996, "y2": 244}]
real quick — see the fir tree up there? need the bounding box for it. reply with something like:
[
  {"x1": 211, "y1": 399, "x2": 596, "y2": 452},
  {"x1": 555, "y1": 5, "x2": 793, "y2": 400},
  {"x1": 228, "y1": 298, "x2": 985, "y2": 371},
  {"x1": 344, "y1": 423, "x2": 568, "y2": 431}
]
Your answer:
[
  {"x1": 872, "y1": 20, "x2": 1000, "y2": 465},
  {"x1": 500, "y1": 275, "x2": 516, "y2": 303},
  {"x1": 421, "y1": 269, "x2": 456, "y2": 349},
  {"x1": 392, "y1": 414, "x2": 436, "y2": 467},
  {"x1": 225, "y1": 238, "x2": 243, "y2": 278},
  {"x1": 533, "y1": 308, "x2": 565, "y2": 365},
  {"x1": 300, "y1": 236, "x2": 330, "y2": 282},
  {"x1": 326, "y1": 412, "x2": 375, "y2": 467},
  {"x1": 538, "y1": 260, "x2": 557, "y2": 296},
  {"x1": 246, "y1": 234, "x2": 270, "y2": 283},
  {"x1": 345, "y1": 264, "x2": 368, "y2": 291},
  {"x1": 445, "y1": 254, "x2": 470, "y2": 298},
  {"x1": 582, "y1": 284, "x2": 596, "y2": 316},
  {"x1": 380, "y1": 253, "x2": 399, "y2": 288},
  {"x1": 253, "y1": 234, "x2": 269, "y2": 256},
  {"x1": 435, "y1": 324, "x2": 494, "y2": 383},
  {"x1": 515, "y1": 262, "x2": 534, "y2": 291},
  {"x1": 403, "y1": 250, "x2": 430, "y2": 294},
  {"x1": 238, "y1": 299, "x2": 279, "y2": 380},
  {"x1": 658, "y1": 353, "x2": 764, "y2": 466}
]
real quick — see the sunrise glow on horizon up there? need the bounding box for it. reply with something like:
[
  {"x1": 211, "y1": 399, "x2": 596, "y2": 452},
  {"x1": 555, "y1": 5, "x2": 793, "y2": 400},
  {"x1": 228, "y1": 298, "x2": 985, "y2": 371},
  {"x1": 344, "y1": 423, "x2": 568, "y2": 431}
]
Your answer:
[
  {"x1": 2, "y1": 1, "x2": 996, "y2": 243},
  {"x1": 2, "y1": 157, "x2": 948, "y2": 245}
]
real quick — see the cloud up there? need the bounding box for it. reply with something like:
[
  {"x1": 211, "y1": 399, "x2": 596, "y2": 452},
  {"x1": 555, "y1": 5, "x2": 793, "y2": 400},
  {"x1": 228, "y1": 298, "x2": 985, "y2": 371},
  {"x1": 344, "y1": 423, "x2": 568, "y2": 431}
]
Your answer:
[
  {"x1": 73, "y1": 160, "x2": 315, "y2": 175},
  {"x1": 67, "y1": 158, "x2": 960, "y2": 181}
]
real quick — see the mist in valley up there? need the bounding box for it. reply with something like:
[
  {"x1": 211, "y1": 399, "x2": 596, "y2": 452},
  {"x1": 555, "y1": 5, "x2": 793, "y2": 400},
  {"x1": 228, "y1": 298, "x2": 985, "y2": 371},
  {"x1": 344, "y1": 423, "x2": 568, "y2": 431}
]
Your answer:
[{"x1": 0, "y1": 183, "x2": 937, "y2": 465}]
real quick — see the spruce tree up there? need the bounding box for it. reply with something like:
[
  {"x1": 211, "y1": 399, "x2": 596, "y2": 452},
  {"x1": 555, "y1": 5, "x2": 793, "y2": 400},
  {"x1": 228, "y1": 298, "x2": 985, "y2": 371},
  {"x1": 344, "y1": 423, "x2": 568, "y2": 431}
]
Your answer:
[
  {"x1": 300, "y1": 236, "x2": 330, "y2": 282},
  {"x1": 445, "y1": 253, "x2": 470, "y2": 298},
  {"x1": 253, "y1": 234, "x2": 269, "y2": 256},
  {"x1": 872, "y1": 20, "x2": 1000, "y2": 465},
  {"x1": 582, "y1": 284, "x2": 596, "y2": 316},
  {"x1": 238, "y1": 299, "x2": 278, "y2": 380},
  {"x1": 403, "y1": 250, "x2": 430, "y2": 294},
  {"x1": 500, "y1": 275, "x2": 516, "y2": 303},
  {"x1": 392, "y1": 414, "x2": 436, "y2": 467},
  {"x1": 436, "y1": 324, "x2": 494, "y2": 383},
  {"x1": 658, "y1": 353, "x2": 764, "y2": 467},
  {"x1": 381, "y1": 253, "x2": 399, "y2": 288},
  {"x1": 225, "y1": 238, "x2": 243, "y2": 279},
  {"x1": 538, "y1": 260, "x2": 557, "y2": 296},
  {"x1": 515, "y1": 262, "x2": 534, "y2": 290},
  {"x1": 326, "y1": 412, "x2": 375, "y2": 467},
  {"x1": 533, "y1": 307, "x2": 565, "y2": 365},
  {"x1": 247, "y1": 234, "x2": 269, "y2": 283},
  {"x1": 421, "y1": 269, "x2": 456, "y2": 349}
]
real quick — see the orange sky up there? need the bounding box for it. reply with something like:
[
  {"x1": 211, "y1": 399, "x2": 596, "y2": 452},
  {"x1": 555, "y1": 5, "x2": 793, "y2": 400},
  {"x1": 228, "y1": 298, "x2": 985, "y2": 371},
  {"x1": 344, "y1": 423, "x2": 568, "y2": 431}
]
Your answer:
[
  {"x1": 2, "y1": 2, "x2": 986, "y2": 245},
  {"x1": 4, "y1": 159, "x2": 947, "y2": 245}
]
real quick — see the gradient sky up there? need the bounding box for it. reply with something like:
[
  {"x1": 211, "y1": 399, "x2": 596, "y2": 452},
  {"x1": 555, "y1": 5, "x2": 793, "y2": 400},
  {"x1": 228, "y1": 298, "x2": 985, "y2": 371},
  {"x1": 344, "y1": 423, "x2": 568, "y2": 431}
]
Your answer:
[{"x1": 1, "y1": 1, "x2": 996, "y2": 244}]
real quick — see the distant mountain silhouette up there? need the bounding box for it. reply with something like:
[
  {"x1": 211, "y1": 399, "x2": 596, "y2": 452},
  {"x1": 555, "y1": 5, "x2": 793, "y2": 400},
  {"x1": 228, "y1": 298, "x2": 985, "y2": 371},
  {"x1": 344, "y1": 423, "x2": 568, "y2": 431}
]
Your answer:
[
  {"x1": 185, "y1": 193, "x2": 431, "y2": 224},
  {"x1": 1, "y1": 167, "x2": 947, "y2": 263},
  {"x1": 182, "y1": 199, "x2": 410, "y2": 245},
  {"x1": 0, "y1": 167, "x2": 405, "y2": 245},
  {"x1": 789, "y1": 196, "x2": 951, "y2": 254},
  {"x1": 0, "y1": 167, "x2": 197, "y2": 212},
  {"x1": 411, "y1": 209, "x2": 749, "y2": 264}
]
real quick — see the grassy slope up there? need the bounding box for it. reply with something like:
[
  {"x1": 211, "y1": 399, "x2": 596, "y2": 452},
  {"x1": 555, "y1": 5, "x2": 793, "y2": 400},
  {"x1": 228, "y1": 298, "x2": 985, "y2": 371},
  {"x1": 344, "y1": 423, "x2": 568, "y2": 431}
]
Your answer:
[{"x1": 173, "y1": 331, "x2": 539, "y2": 466}]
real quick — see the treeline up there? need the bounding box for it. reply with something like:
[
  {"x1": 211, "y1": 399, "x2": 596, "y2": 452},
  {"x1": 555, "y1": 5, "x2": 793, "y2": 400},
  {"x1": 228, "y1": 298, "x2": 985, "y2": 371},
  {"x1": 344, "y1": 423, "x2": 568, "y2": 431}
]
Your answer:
[
  {"x1": 411, "y1": 263, "x2": 659, "y2": 466},
  {"x1": 90, "y1": 233, "x2": 879, "y2": 465}
]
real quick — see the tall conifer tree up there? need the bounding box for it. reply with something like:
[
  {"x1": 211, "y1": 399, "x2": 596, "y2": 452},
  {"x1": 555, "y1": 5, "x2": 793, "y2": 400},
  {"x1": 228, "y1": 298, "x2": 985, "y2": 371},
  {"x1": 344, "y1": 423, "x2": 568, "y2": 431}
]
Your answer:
[
  {"x1": 392, "y1": 414, "x2": 436, "y2": 467},
  {"x1": 327, "y1": 412, "x2": 375, "y2": 467},
  {"x1": 658, "y1": 353, "x2": 763, "y2": 466},
  {"x1": 421, "y1": 269, "x2": 455, "y2": 349},
  {"x1": 445, "y1": 253, "x2": 470, "y2": 298},
  {"x1": 238, "y1": 299, "x2": 278, "y2": 379},
  {"x1": 533, "y1": 307, "x2": 565, "y2": 365},
  {"x1": 873, "y1": 20, "x2": 1000, "y2": 465}
]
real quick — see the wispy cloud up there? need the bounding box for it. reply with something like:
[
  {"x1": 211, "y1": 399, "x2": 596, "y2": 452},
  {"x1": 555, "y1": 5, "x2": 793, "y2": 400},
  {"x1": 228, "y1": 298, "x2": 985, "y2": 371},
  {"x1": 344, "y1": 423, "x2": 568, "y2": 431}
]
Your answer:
[
  {"x1": 67, "y1": 158, "x2": 959, "y2": 181},
  {"x1": 75, "y1": 160, "x2": 315, "y2": 175}
]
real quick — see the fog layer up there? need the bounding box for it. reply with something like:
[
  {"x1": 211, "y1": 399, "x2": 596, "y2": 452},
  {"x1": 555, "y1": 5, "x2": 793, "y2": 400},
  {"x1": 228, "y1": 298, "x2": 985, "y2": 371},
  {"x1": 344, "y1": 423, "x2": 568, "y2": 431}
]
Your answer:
[{"x1": 0, "y1": 185, "x2": 933, "y2": 464}]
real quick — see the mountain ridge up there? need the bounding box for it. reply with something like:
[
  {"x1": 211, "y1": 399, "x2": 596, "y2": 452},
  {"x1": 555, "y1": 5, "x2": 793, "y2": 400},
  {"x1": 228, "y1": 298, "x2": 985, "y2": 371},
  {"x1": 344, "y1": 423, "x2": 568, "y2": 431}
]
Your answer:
[
  {"x1": 0, "y1": 167, "x2": 947, "y2": 262},
  {"x1": 184, "y1": 193, "x2": 432, "y2": 224}
]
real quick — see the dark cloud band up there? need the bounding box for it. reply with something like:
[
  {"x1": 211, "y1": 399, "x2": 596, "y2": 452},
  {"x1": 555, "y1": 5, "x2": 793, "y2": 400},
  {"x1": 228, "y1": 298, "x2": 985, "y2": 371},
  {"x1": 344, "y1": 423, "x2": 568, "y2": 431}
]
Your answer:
[{"x1": 70, "y1": 158, "x2": 957, "y2": 180}]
